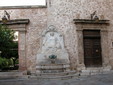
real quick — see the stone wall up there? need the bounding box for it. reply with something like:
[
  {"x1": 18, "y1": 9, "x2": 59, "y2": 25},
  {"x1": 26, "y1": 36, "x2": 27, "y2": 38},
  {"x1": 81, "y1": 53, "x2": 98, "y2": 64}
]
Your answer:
[
  {"x1": 0, "y1": 8, "x2": 47, "y2": 71},
  {"x1": 0, "y1": 0, "x2": 113, "y2": 72},
  {"x1": 47, "y1": 0, "x2": 113, "y2": 70}
]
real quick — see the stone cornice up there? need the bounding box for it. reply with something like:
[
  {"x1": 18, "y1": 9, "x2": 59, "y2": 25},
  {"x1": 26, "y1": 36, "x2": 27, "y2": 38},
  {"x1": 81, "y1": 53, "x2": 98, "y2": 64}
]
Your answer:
[
  {"x1": 74, "y1": 19, "x2": 109, "y2": 25},
  {"x1": 0, "y1": 19, "x2": 30, "y2": 25},
  {"x1": 0, "y1": 5, "x2": 47, "y2": 9}
]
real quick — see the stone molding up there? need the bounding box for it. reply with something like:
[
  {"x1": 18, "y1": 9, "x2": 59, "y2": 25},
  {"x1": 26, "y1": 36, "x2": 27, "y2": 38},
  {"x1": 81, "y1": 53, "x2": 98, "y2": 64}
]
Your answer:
[
  {"x1": 0, "y1": 19, "x2": 29, "y2": 25},
  {"x1": 0, "y1": 6, "x2": 47, "y2": 9},
  {"x1": 74, "y1": 19, "x2": 111, "y2": 70},
  {"x1": 74, "y1": 19, "x2": 109, "y2": 24},
  {"x1": 0, "y1": 19, "x2": 30, "y2": 71}
]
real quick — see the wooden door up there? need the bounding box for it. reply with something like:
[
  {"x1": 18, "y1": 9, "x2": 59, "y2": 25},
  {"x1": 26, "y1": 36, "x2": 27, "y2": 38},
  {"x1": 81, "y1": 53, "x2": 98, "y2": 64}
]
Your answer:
[{"x1": 83, "y1": 30, "x2": 102, "y2": 67}]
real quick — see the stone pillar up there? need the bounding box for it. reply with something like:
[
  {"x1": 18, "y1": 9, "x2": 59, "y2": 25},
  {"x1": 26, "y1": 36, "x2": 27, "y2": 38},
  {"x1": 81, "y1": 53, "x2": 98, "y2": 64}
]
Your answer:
[
  {"x1": 18, "y1": 31, "x2": 27, "y2": 71},
  {"x1": 101, "y1": 30, "x2": 110, "y2": 67},
  {"x1": 76, "y1": 29, "x2": 85, "y2": 70}
]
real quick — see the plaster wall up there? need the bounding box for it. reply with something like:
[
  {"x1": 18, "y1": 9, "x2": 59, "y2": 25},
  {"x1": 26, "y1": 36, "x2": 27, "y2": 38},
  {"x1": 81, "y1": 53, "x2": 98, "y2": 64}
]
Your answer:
[
  {"x1": 0, "y1": 8, "x2": 47, "y2": 71},
  {"x1": 47, "y1": 0, "x2": 113, "y2": 70}
]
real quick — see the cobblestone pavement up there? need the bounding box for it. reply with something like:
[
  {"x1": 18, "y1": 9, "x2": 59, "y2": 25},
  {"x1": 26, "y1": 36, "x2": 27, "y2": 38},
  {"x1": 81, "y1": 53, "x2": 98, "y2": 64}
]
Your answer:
[{"x1": 0, "y1": 73, "x2": 113, "y2": 85}]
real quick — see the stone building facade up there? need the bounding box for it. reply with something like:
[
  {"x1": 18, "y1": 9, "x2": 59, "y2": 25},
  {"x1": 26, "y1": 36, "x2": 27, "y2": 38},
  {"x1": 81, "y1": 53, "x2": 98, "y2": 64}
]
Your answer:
[{"x1": 0, "y1": 0, "x2": 113, "y2": 74}]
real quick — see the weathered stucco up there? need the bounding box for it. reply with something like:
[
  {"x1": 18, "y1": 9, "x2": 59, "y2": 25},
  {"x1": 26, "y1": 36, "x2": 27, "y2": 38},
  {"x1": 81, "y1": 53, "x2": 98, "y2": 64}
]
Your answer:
[
  {"x1": 0, "y1": 8, "x2": 48, "y2": 71},
  {"x1": 47, "y1": 0, "x2": 113, "y2": 70},
  {"x1": 0, "y1": 0, "x2": 113, "y2": 72}
]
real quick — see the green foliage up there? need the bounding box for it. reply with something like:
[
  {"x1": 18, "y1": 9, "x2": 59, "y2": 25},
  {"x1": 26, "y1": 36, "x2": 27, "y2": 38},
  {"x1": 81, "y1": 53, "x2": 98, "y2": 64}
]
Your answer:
[
  {"x1": 0, "y1": 25, "x2": 18, "y2": 59},
  {"x1": 0, "y1": 25, "x2": 14, "y2": 43},
  {"x1": 0, "y1": 57, "x2": 14, "y2": 70},
  {"x1": 15, "y1": 59, "x2": 19, "y2": 64}
]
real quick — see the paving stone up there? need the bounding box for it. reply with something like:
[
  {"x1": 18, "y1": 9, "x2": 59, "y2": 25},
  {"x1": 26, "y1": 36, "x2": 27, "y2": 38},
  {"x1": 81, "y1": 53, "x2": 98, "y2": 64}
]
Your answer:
[{"x1": 1, "y1": 73, "x2": 113, "y2": 85}]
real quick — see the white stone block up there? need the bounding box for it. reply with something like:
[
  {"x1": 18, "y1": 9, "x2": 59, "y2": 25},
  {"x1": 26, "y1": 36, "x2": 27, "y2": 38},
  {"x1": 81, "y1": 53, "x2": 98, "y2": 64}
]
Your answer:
[
  {"x1": 81, "y1": 70, "x2": 90, "y2": 73},
  {"x1": 91, "y1": 72, "x2": 98, "y2": 75},
  {"x1": 80, "y1": 72, "x2": 90, "y2": 76},
  {"x1": 103, "y1": 69, "x2": 111, "y2": 72},
  {"x1": 104, "y1": 66, "x2": 112, "y2": 70},
  {"x1": 91, "y1": 70, "x2": 99, "y2": 73}
]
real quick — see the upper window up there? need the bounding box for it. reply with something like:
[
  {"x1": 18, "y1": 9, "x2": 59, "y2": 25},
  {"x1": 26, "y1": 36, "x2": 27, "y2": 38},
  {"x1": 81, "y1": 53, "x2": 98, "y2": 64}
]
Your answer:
[{"x1": 0, "y1": 0, "x2": 46, "y2": 7}]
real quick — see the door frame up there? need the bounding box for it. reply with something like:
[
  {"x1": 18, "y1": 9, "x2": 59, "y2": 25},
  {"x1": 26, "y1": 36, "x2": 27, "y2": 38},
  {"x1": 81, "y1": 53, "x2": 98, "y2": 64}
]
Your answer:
[
  {"x1": 76, "y1": 24, "x2": 110, "y2": 69},
  {"x1": 0, "y1": 19, "x2": 29, "y2": 71}
]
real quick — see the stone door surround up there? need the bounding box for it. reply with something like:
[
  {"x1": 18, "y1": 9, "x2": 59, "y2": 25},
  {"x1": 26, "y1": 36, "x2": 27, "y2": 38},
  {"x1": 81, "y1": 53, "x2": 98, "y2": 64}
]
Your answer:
[
  {"x1": 0, "y1": 19, "x2": 29, "y2": 70},
  {"x1": 74, "y1": 19, "x2": 110, "y2": 70}
]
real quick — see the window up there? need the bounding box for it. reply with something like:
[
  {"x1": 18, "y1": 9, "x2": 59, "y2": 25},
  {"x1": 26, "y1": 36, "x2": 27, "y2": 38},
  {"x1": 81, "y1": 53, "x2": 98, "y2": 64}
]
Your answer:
[{"x1": 0, "y1": 0, "x2": 46, "y2": 7}]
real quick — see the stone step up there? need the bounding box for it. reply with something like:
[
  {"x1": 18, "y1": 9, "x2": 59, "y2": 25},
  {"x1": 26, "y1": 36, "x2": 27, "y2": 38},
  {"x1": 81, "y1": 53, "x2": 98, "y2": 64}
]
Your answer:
[
  {"x1": 36, "y1": 64, "x2": 70, "y2": 73},
  {"x1": 36, "y1": 64, "x2": 70, "y2": 70},
  {"x1": 39, "y1": 70, "x2": 64, "y2": 73},
  {"x1": 37, "y1": 71, "x2": 76, "y2": 76},
  {"x1": 29, "y1": 72, "x2": 79, "y2": 80},
  {"x1": 0, "y1": 71, "x2": 26, "y2": 79},
  {"x1": 80, "y1": 67, "x2": 112, "y2": 76}
]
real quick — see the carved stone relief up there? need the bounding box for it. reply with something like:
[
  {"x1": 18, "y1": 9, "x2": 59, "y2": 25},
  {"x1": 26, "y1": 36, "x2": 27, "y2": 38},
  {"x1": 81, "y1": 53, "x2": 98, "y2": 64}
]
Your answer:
[{"x1": 36, "y1": 25, "x2": 70, "y2": 73}]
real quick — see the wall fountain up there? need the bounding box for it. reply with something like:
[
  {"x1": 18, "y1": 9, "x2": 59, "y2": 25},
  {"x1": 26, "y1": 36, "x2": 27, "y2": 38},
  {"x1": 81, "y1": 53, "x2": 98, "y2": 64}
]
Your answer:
[{"x1": 36, "y1": 25, "x2": 70, "y2": 74}]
